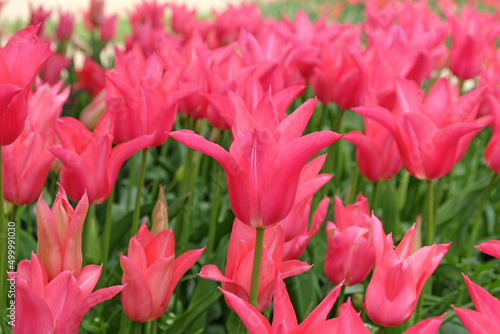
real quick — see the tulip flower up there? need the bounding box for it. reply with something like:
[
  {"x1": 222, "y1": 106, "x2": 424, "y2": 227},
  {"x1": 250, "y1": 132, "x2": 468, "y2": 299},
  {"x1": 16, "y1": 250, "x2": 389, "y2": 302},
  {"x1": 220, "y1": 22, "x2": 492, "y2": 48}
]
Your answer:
[
  {"x1": 2, "y1": 80, "x2": 69, "y2": 205},
  {"x1": 364, "y1": 222, "x2": 450, "y2": 327},
  {"x1": 344, "y1": 118, "x2": 402, "y2": 182},
  {"x1": 36, "y1": 186, "x2": 88, "y2": 281},
  {"x1": 200, "y1": 219, "x2": 311, "y2": 311},
  {"x1": 281, "y1": 155, "x2": 331, "y2": 260},
  {"x1": 75, "y1": 57, "x2": 106, "y2": 97},
  {"x1": 475, "y1": 240, "x2": 500, "y2": 259},
  {"x1": 453, "y1": 274, "x2": 500, "y2": 333},
  {"x1": 106, "y1": 47, "x2": 198, "y2": 147},
  {"x1": 354, "y1": 77, "x2": 491, "y2": 180},
  {"x1": 56, "y1": 12, "x2": 75, "y2": 40},
  {"x1": 13, "y1": 252, "x2": 123, "y2": 334},
  {"x1": 0, "y1": 25, "x2": 51, "y2": 146},
  {"x1": 170, "y1": 90, "x2": 342, "y2": 228},
  {"x1": 404, "y1": 314, "x2": 445, "y2": 334},
  {"x1": 120, "y1": 223, "x2": 204, "y2": 322},
  {"x1": 484, "y1": 96, "x2": 500, "y2": 173},
  {"x1": 221, "y1": 273, "x2": 369, "y2": 333},
  {"x1": 325, "y1": 195, "x2": 378, "y2": 286},
  {"x1": 448, "y1": 5, "x2": 500, "y2": 80},
  {"x1": 49, "y1": 112, "x2": 152, "y2": 203}
]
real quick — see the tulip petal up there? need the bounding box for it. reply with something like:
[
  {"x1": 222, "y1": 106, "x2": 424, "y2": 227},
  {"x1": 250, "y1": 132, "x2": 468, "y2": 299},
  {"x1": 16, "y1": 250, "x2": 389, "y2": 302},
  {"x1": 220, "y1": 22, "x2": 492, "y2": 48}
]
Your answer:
[
  {"x1": 145, "y1": 257, "x2": 175, "y2": 320},
  {"x1": 63, "y1": 191, "x2": 88, "y2": 276},
  {"x1": 272, "y1": 274, "x2": 298, "y2": 332},
  {"x1": 120, "y1": 255, "x2": 153, "y2": 322},
  {"x1": 220, "y1": 288, "x2": 272, "y2": 334},
  {"x1": 14, "y1": 278, "x2": 54, "y2": 334},
  {"x1": 404, "y1": 313, "x2": 445, "y2": 334},
  {"x1": 475, "y1": 240, "x2": 500, "y2": 259},
  {"x1": 462, "y1": 274, "x2": 500, "y2": 328},
  {"x1": 299, "y1": 283, "x2": 342, "y2": 331},
  {"x1": 453, "y1": 306, "x2": 500, "y2": 334},
  {"x1": 76, "y1": 265, "x2": 102, "y2": 299},
  {"x1": 277, "y1": 97, "x2": 317, "y2": 147}
]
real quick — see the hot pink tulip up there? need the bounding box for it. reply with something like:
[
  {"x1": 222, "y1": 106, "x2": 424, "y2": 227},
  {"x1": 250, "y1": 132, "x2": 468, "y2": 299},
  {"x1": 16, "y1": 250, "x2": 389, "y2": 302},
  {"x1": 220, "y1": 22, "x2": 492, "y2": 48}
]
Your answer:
[
  {"x1": 221, "y1": 273, "x2": 369, "y2": 333},
  {"x1": 13, "y1": 252, "x2": 123, "y2": 334},
  {"x1": 476, "y1": 240, "x2": 500, "y2": 259},
  {"x1": 448, "y1": 5, "x2": 500, "y2": 80},
  {"x1": 2, "y1": 80, "x2": 69, "y2": 205},
  {"x1": 170, "y1": 91, "x2": 341, "y2": 228},
  {"x1": 56, "y1": 12, "x2": 74, "y2": 40},
  {"x1": 106, "y1": 47, "x2": 197, "y2": 147},
  {"x1": 453, "y1": 274, "x2": 500, "y2": 333},
  {"x1": 84, "y1": 0, "x2": 105, "y2": 30},
  {"x1": 36, "y1": 186, "x2": 88, "y2": 281},
  {"x1": 404, "y1": 314, "x2": 445, "y2": 334},
  {"x1": 0, "y1": 25, "x2": 51, "y2": 146},
  {"x1": 364, "y1": 223, "x2": 450, "y2": 327},
  {"x1": 355, "y1": 78, "x2": 491, "y2": 179},
  {"x1": 325, "y1": 195, "x2": 378, "y2": 286},
  {"x1": 120, "y1": 223, "x2": 204, "y2": 322},
  {"x1": 483, "y1": 96, "x2": 500, "y2": 173},
  {"x1": 200, "y1": 219, "x2": 310, "y2": 311},
  {"x1": 75, "y1": 57, "x2": 106, "y2": 97},
  {"x1": 49, "y1": 113, "x2": 152, "y2": 203},
  {"x1": 344, "y1": 118, "x2": 402, "y2": 182}
]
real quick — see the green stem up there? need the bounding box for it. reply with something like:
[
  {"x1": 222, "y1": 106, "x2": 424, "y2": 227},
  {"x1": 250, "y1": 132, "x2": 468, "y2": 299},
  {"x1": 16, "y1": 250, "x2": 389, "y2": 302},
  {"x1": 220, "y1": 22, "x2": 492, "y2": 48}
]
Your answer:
[
  {"x1": 346, "y1": 166, "x2": 360, "y2": 204},
  {"x1": 101, "y1": 186, "x2": 115, "y2": 285},
  {"x1": 425, "y1": 179, "x2": 434, "y2": 246},
  {"x1": 0, "y1": 148, "x2": 6, "y2": 318},
  {"x1": 249, "y1": 227, "x2": 265, "y2": 308},
  {"x1": 131, "y1": 148, "x2": 149, "y2": 237},
  {"x1": 378, "y1": 326, "x2": 386, "y2": 334},
  {"x1": 82, "y1": 204, "x2": 96, "y2": 266},
  {"x1": 126, "y1": 152, "x2": 138, "y2": 210},
  {"x1": 466, "y1": 173, "x2": 500, "y2": 258},
  {"x1": 151, "y1": 140, "x2": 169, "y2": 199},
  {"x1": 135, "y1": 321, "x2": 143, "y2": 334},
  {"x1": 144, "y1": 321, "x2": 154, "y2": 334},
  {"x1": 371, "y1": 181, "x2": 379, "y2": 211}
]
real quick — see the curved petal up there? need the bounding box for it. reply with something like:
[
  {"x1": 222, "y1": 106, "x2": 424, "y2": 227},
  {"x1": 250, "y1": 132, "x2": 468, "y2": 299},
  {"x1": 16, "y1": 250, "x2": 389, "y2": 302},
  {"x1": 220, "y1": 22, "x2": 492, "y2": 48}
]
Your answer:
[
  {"x1": 14, "y1": 278, "x2": 54, "y2": 334},
  {"x1": 120, "y1": 255, "x2": 153, "y2": 322},
  {"x1": 476, "y1": 240, "x2": 500, "y2": 259}
]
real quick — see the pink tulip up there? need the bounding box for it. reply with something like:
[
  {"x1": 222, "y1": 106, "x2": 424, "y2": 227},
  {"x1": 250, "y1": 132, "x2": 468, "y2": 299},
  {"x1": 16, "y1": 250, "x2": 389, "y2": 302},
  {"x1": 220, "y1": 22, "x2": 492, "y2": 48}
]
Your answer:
[
  {"x1": 484, "y1": 96, "x2": 500, "y2": 173},
  {"x1": 106, "y1": 47, "x2": 197, "y2": 147},
  {"x1": 120, "y1": 223, "x2": 204, "y2": 322},
  {"x1": 0, "y1": 25, "x2": 51, "y2": 146},
  {"x1": 344, "y1": 117, "x2": 402, "y2": 182},
  {"x1": 221, "y1": 273, "x2": 369, "y2": 333},
  {"x1": 56, "y1": 12, "x2": 74, "y2": 40},
  {"x1": 325, "y1": 195, "x2": 377, "y2": 286},
  {"x1": 84, "y1": 0, "x2": 105, "y2": 30},
  {"x1": 200, "y1": 219, "x2": 310, "y2": 311},
  {"x1": 75, "y1": 57, "x2": 106, "y2": 97},
  {"x1": 2, "y1": 80, "x2": 69, "y2": 205},
  {"x1": 404, "y1": 314, "x2": 445, "y2": 334},
  {"x1": 448, "y1": 5, "x2": 500, "y2": 80},
  {"x1": 453, "y1": 274, "x2": 500, "y2": 333},
  {"x1": 49, "y1": 113, "x2": 152, "y2": 203},
  {"x1": 281, "y1": 155, "x2": 331, "y2": 260},
  {"x1": 170, "y1": 91, "x2": 341, "y2": 228},
  {"x1": 36, "y1": 186, "x2": 88, "y2": 281},
  {"x1": 475, "y1": 240, "x2": 500, "y2": 259},
  {"x1": 355, "y1": 78, "x2": 491, "y2": 179},
  {"x1": 40, "y1": 52, "x2": 72, "y2": 85},
  {"x1": 100, "y1": 14, "x2": 117, "y2": 42},
  {"x1": 364, "y1": 223, "x2": 450, "y2": 327},
  {"x1": 13, "y1": 252, "x2": 123, "y2": 334}
]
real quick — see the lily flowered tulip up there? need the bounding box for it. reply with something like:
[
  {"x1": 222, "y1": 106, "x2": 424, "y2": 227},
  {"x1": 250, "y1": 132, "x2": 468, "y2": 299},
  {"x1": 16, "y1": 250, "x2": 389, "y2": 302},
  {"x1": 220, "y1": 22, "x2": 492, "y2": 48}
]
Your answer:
[
  {"x1": 13, "y1": 253, "x2": 123, "y2": 334},
  {"x1": 36, "y1": 186, "x2": 88, "y2": 281},
  {"x1": 453, "y1": 274, "x2": 500, "y2": 333},
  {"x1": 476, "y1": 240, "x2": 500, "y2": 258},
  {"x1": 325, "y1": 195, "x2": 378, "y2": 286},
  {"x1": 364, "y1": 222, "x2": 450, "y2": 327},
  {"x1": 355, "y1": 78, "x2": 491, "y2": 179},
  {"x1": 120, "y1": 223, "x2": 204, "y2": 322},
  {"x1": 404, "y1": 314, "x2": 445, "y2": 334},
  {"x1": 170, "y1": 90, "x2": 342, "y2": 228},
  {"x1": 221, "y1": 273, "x2": 369, "y2": 334},
  {"x1": 0, "y1": 25, "x2": 51, "y2": 146},
  {"x1": 49, "y1": 112, "x2": 152, "y2": 203},
  {"x1": 200, "y1": 219, "x2": 311, "y2": 311}
]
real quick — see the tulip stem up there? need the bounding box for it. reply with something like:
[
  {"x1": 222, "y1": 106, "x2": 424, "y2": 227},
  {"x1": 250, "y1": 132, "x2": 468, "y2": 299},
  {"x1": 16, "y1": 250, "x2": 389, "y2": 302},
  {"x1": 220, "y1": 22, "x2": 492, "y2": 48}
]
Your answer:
[
  {"x1": 135, "y1": 321, "x2": 143, "y2": 334},
  {"x1": 334, "y1": 285, "x2": 346, "y2": 317},
  {"x1": 371, "y1": 181, "x2": 379, "y2": 211},
  {"x1": 0, "y1": 148, "x2": 6, "y2": 318},
  {"x1": 466, "y1": 173, "x2": 500, "y2": 258},
  {"x1": 378, "y1": 326, "x2": 386, "y2": 334},
  {"x1": 131, "y1": 148, "x2": 149, "y2": 237},
  {"x1": 425, "y1": 179, "x2": 434, "y2": 246},
  {"x1": 249, "y1": 227, "x2": 265, "y2": 308},
  {"x1": 102, "y1": 185, "x2": 115, "y2": 285}
]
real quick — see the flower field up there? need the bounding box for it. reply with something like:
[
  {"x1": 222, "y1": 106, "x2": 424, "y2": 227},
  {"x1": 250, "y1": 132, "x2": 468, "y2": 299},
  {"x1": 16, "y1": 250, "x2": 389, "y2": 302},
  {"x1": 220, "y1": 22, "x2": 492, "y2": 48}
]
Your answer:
[{"x1": 2, "y1": 0, "x2": 500, "y2": 333}]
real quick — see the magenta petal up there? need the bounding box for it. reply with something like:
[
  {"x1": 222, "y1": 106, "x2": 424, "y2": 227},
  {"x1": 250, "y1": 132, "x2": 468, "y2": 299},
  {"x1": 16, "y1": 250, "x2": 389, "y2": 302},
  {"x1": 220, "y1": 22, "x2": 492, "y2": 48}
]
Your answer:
[
  {"x1": 76, "y1": 265, "x2": 102, "y2": 298},
  {"x1": 272, "y1": 274, "x2": 298, "y2": 332},
  {"x1": 476, "y1": 240, "x2": 500, "y2": 259},
  {"x1": 120, "y1": 255, "x2": 153, "y2": 322},
  {"x1": 66, "y1": 284, "x2": 124, "y2": 334},
  {"x1": 453, "y1": 306, "x2": 500, "y2": 333},
  {"x1": 277, "y1": 97, "x2": 317, "y2": 147},
  {"x1": 462, "y1": 274, "x2": 500, "y2": 328},
  {"x1": 220, "y1": 288, "x2": 272, "y2": 334},
  {"x1": 145, "y1": 257, "x2": 175, "y2": 320},
  {"x1": 14, "y1": 278, "x2": 54, "y2": 334},
  {"x1": 404, "y1": 313, "x2": 445, "y2": 334}
]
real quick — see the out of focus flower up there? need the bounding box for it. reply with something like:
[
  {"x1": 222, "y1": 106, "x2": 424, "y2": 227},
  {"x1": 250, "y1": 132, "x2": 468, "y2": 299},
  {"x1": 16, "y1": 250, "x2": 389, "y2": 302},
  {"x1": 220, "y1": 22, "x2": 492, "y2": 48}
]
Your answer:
[
  {"x1": 56, "y1": 12, "x2": 75, "y2": 40},
  {"x1": 0, "y1": 25, "x2": 51, "y2": 146},
  {"x1": 120, "y1": 223, "x2": 204, "y2": 322},
  {"x1": 75, "y1": 57, "x2": 106, "y2": 97}
]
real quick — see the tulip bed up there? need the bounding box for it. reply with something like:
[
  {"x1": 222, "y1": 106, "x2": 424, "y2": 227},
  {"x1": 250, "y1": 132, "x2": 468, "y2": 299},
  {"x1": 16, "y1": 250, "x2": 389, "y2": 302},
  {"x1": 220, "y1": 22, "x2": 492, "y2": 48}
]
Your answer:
[{"x1": 2, "y1": 0, "x2": 500, "y2": 333}]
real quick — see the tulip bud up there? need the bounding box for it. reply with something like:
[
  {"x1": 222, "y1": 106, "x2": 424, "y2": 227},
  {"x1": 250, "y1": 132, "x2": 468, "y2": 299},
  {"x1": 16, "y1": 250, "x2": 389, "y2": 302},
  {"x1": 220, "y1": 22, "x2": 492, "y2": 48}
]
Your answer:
[{"x1": 151, "y1": 185, "x2": 168, "y2": 235}]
